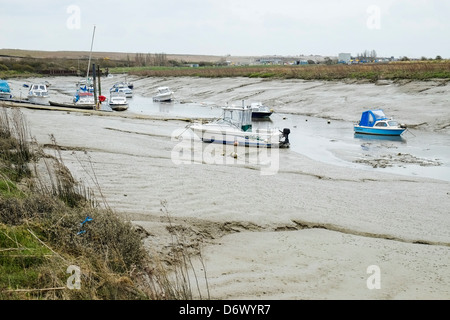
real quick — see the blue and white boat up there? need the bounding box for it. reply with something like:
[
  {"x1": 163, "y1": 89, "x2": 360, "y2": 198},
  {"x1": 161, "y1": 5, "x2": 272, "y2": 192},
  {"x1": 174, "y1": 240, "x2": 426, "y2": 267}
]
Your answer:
[
  {"x1": 354, "y1": 109, "x2": 406, "y2": 136},
  {"x1": 110, "y1": 82, "x2": 133, "y2": 98},
  {"x1": 0, "y1": 80, "x2": 13, "y2": 100}
]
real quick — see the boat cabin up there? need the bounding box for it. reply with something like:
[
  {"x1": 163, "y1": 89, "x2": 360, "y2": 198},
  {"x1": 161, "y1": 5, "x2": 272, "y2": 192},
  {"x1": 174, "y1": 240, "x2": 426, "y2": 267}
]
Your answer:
[
  {"x1": 358, "y1": 109, "x2": 388, "y2": 127},
  {"x1": 221, "y1": 104, "x2": 253, "y2": 132},
  {"x1": 74, "y1": 91, "x2": 95, "y2": 104},
  {"x1": 373, "y1": 120, "x2": 401, "y2": 128},
  {"x1": 355, "y1": 109, "x2": 406, "y2": 136},
  {"x1": 28, "y1": 83, "x2": 49, "y2": 97},
  {"x1": 157, "y1": 87, "x2": 172, "y2": 94}
]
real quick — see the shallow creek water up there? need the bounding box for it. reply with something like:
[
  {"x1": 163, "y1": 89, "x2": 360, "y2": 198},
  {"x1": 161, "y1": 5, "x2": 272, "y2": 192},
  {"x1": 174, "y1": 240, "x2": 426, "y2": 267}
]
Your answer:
[{"x1": 126, "y1": 94, "x2": 450, "y2": 182}]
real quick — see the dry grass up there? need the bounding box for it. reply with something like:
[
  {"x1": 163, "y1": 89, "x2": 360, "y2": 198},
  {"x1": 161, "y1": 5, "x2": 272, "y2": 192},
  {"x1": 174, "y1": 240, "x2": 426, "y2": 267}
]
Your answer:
[
  {"x1": 130, "y1": 61, "x2": 450, "y2": 81},
  {"x1": 0, "y1": 106, "x2": 209, "y2": 300}
]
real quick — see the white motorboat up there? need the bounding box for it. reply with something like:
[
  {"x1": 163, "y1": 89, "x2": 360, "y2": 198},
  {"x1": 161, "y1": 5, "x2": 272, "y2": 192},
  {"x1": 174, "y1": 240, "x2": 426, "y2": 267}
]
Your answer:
[
  {"x1": 110, "y1": 82, "x2": 133, "y2": 98},
  {"x1": 153, "y1": 86, "x2": 174, "y2": 102},
  {"x1": 109, "y1": 92, "x2": 129, "y2": 111},
  {"x1": 249, "y1": 102, "x2": 273, "y2": 119},
  {"x1": 27, "y1": 83, "x2": 49, "y2": 105},
  {"x1": 189, "y1": 102, "x2": 290, "y2": 148}
]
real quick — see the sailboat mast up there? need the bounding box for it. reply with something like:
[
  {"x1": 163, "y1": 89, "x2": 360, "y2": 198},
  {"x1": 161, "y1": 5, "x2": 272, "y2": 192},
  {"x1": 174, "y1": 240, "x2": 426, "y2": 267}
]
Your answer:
[{"x1": 86, "y1": 25, "x2": 96, "y2": 80}]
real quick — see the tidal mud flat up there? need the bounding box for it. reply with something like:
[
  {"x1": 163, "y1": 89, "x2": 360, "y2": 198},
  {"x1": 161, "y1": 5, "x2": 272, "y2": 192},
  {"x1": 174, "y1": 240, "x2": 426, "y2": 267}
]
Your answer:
[{"x1": 5, "y1": 76, "x2": 450, "y2": 299}]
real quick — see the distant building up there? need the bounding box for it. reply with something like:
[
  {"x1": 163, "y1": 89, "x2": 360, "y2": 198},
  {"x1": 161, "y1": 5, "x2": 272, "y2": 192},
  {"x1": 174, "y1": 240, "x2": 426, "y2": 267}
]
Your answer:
[
  {"x1": 254, "y1": 58, "x2": 283, "y2": 65},
  {"x1": 294, "y1": 60, "x2": 309, "y2": 65},
  {"x1": 338, "y1": 53, "x2": 351, "y2": 64}
]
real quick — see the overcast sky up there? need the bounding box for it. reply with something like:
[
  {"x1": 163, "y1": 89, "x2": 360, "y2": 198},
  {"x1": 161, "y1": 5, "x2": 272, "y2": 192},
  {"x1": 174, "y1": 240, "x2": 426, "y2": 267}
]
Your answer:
[{"x1": 1, "y1": 0, "x2": 448, "y2": 59}]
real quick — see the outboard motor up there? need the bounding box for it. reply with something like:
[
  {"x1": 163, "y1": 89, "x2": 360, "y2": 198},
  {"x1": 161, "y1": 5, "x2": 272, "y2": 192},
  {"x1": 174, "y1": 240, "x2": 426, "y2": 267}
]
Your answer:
[{"x1": 280, "y1": 128, "x2": 290, "y2": 148}]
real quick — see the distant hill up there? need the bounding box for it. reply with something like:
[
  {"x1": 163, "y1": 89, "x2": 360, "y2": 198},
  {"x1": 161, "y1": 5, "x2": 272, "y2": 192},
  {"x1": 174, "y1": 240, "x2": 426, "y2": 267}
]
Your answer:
[
  {"x1": 0, "y1": 48, "x2": 232, "y2": 63},
  {"x1": 0, "y1": 48, "x2": 328, "y2": 65}
]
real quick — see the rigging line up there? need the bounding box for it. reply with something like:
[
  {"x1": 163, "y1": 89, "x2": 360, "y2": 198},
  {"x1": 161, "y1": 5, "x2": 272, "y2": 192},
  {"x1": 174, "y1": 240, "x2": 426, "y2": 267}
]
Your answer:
[{"x1": 86, "y1": 25, "x2": 96, "y2": 81}]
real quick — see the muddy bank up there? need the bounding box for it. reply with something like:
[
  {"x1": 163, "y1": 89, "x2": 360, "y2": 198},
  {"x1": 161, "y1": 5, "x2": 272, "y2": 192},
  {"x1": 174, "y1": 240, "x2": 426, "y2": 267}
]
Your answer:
[{"x1": 4, "y1": 76, "x2": 450, "y2": 299}]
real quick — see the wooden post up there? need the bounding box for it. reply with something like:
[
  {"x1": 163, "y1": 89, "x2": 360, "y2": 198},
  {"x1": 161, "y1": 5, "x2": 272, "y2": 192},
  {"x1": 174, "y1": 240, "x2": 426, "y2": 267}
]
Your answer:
[
  {"x1": 97, "y1": 65, "x2": 102, "y2": 96},
  {"x1": 92, "y1": 63, "x2": 98, "y2": 107}
]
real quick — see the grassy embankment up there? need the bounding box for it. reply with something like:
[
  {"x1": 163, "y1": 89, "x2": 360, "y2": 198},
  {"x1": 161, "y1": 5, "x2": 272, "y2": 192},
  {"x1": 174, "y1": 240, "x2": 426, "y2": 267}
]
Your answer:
[
  {"x1": 0, "y1": 106, "x2": 207, "y2": 300},
  {"x1": 124, "y1": 61, "x2": 450, "y2": 81}
]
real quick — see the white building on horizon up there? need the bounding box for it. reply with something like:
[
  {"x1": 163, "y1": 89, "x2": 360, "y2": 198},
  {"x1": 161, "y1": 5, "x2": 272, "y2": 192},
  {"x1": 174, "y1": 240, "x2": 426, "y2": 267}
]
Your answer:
[{"x1": 338, "y1": 53, "x2": 351, "y2": 63}]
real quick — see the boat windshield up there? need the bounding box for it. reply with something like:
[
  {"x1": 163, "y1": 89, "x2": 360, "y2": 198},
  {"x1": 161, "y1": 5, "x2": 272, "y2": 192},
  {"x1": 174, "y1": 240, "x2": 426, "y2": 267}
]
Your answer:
[
  {"x1": 111, "y1": 91, "x2": 126, "y2": 97},
  {"x1": 223, "y1": 108, "x2": 252, "y2": 126},
  {"x1": 250, "y1": 102, "x2": 269, "y2": 111},
  {"x1": 388, "y1": 120, "x2": 398, "y2": 126}
]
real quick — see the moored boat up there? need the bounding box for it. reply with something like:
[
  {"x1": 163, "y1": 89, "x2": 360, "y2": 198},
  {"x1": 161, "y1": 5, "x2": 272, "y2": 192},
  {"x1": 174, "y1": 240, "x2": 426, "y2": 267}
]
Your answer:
[
  {"x1": 153, "y1": 86, "x2": 174, "y2": 102},
  {"x1": 110, "y1": 82, "x2": 133, "y2": 98},
  {"x1": 49, "y1": 96, "x2": 95, "y2": 110},
  {"x1": 27, "y1": 83, "x2": 49, "y2": 105},
  {"x1": 73, "y1": 90, "x2": 96, "y2": 108},
  {"x1": 0, "y1": 80, "x2": 12, "y2": 100},
  {"x1": 109, "y1": 92, "x2": 129, "y2": 111},
  {"x1": 48, "y1": 80, "x2": 96, "y2": 110},
  {"x1": 249, "y1": 102, "x2": 273, "y2": 119},
  {"x1": 354, "y1": 109, "x2": 406, "y2": 136},
  {"x1": 190, "y1": 102, "x2": 290, "y2": 148}
]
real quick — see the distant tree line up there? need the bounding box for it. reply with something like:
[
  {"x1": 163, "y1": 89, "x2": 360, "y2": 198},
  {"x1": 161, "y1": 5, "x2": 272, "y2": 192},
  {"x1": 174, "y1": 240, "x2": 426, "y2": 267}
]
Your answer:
[
  {"x1": 354, "y1": 50, "x2": 444, "y2": 63},
  {"x1": 132, "y1": 52, "x2": 218, "y2": 67},
  {"x1": 133, "y1": 53, "x2": 171, "y2": 67},
  {"x1": 0, "y1": 52, "x2": 222, "y2": 76},
  {"x1": 355, "y1": 50, "x2": 378, "y2": 62}
]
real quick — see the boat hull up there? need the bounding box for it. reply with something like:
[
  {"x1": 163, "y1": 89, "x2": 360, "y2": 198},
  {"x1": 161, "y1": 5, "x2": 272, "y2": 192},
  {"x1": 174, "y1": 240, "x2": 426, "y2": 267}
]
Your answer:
[
  {"x1": 27, "y1": 96, "x2": 49, "y2": 105},
  {"x1": 190, "y1": 124, "x2": 284, "y2": 148},
  {"x1": 251, "y1": 111, "x2": 273, "y2": 119},
  {"x1": 354, "y1": 125, "x2": 405, "y2": 136},
  {"x1": 354, "y1": 133, "x2": 405, "y2": 142},
  {"x1": 49, "y1": 100, "x2": 95, "y2": 110},
  {"x1": 109, "y1": 103, "x2": 129, "y2": 111},
  {"x1": 153, "y1": 94, "x2": 173, "y2": 102},
  {"x1": 0, "y1": 92, "x2": 12, "y2": 100}
]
